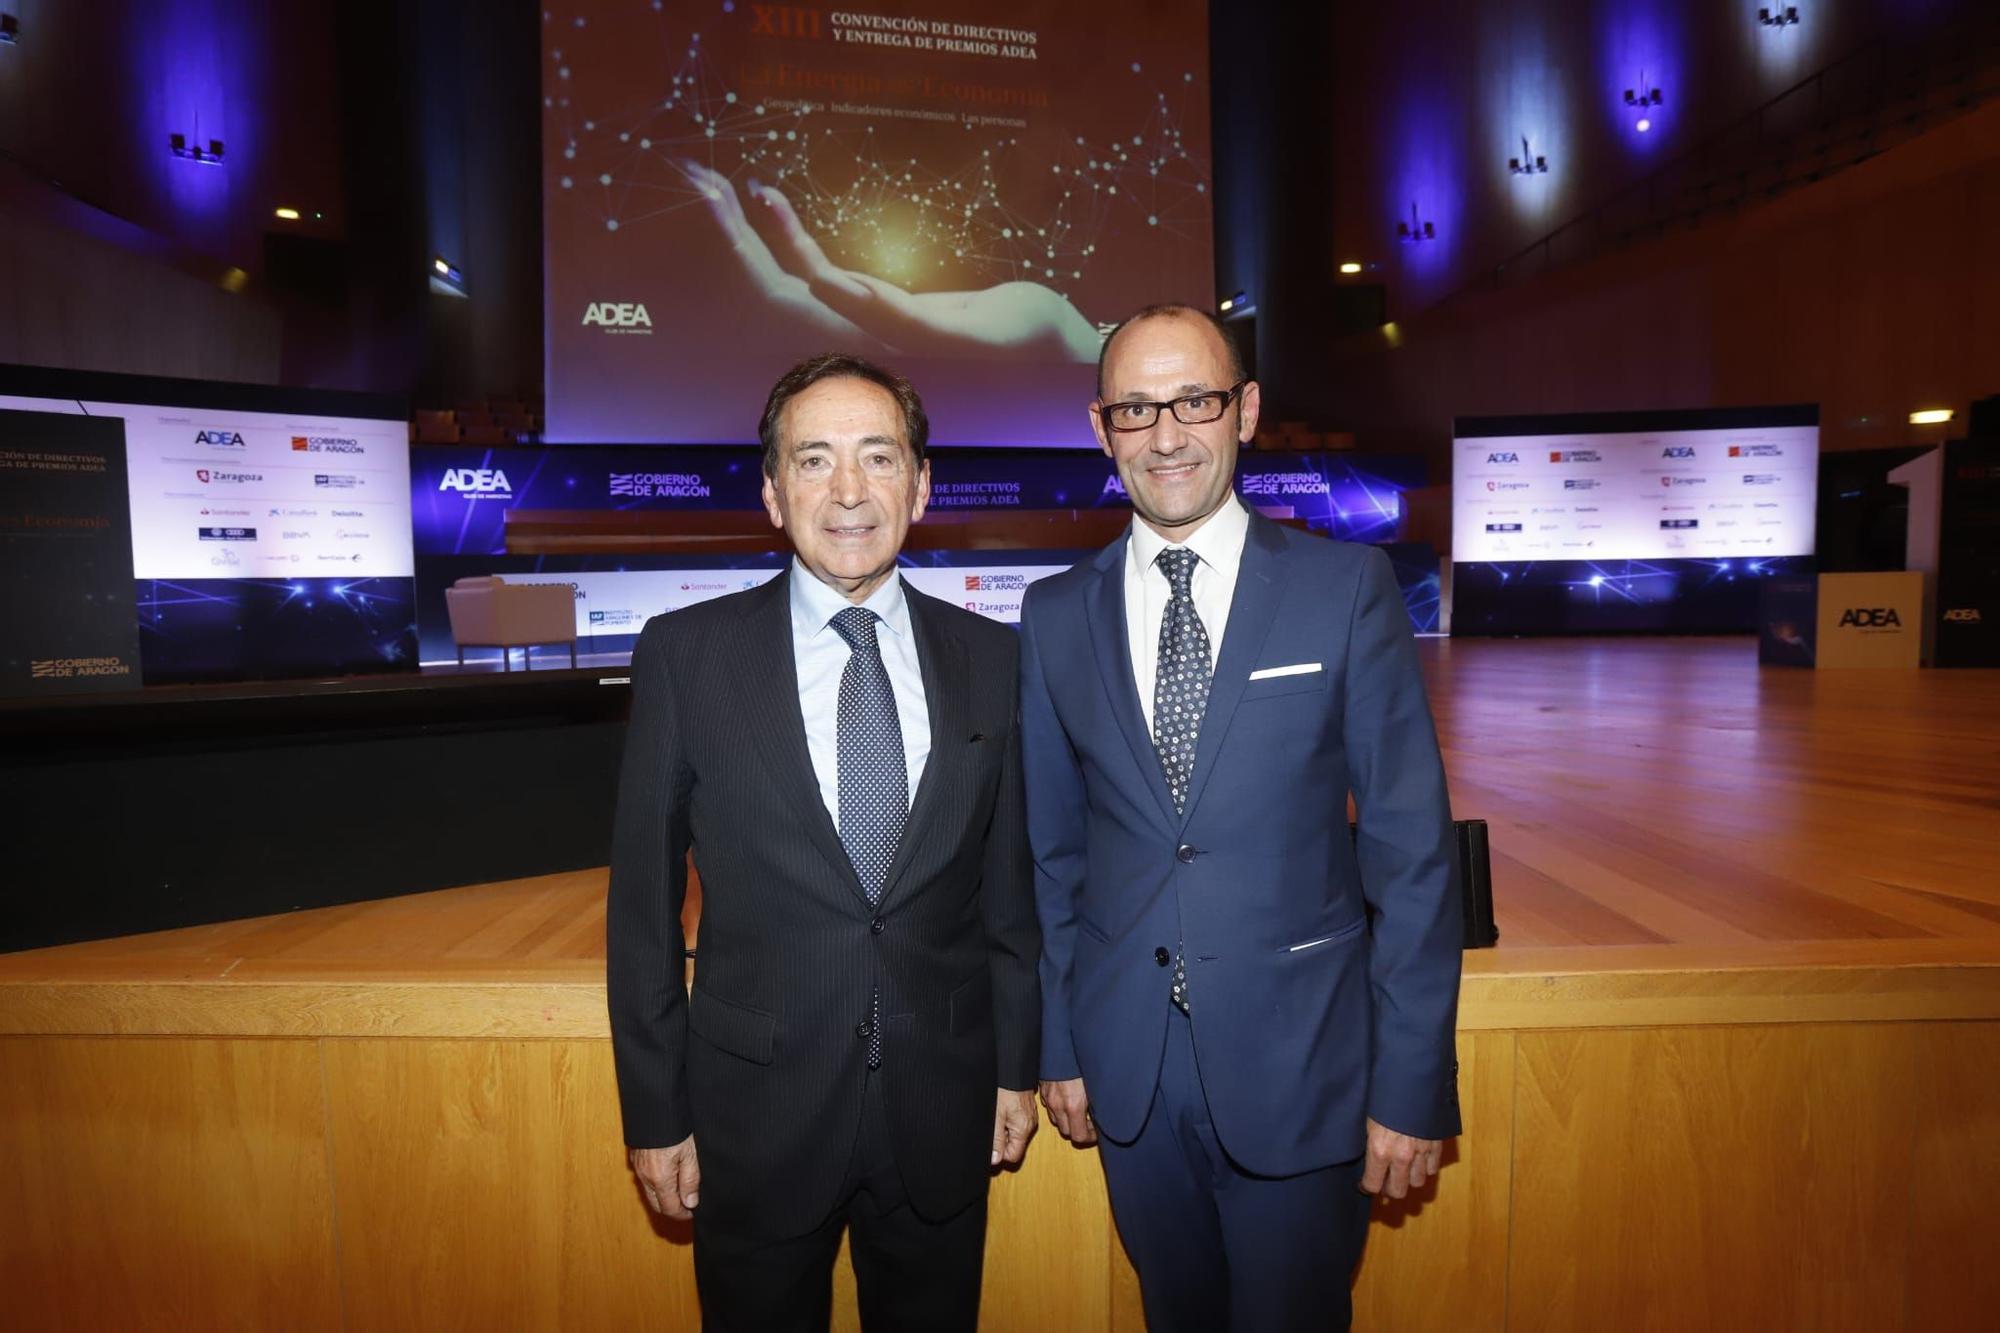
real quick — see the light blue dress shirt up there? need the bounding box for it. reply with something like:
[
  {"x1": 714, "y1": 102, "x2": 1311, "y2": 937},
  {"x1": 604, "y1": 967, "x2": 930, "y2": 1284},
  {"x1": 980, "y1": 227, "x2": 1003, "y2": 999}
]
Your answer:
[{"x1": 789, "y1": 559, "x2": 932, "y2": 827}]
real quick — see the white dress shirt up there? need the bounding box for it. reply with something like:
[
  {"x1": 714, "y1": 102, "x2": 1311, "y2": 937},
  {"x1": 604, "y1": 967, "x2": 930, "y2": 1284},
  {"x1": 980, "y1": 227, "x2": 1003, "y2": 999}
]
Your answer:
[
  {"x1": 790, "y1": 559, "x2": 932, "y2": 827},
  {"x1": 1124, "y1": 492, "x2": 1250, "y2": 732}
]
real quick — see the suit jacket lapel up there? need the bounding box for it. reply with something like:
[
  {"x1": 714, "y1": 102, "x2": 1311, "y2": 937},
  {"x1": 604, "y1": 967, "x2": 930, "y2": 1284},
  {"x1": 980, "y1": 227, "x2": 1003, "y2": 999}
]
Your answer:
[
  {"x1": 1179, "y1": 511, "x2": 1289, "y2": 826},
  {"x1": 878, "y1": 582, "x2": 967, "y2": 905},
  {"x1": 1085, "y1": 536, "x2": 1179, "y2": 830},
  {"x1": 731, "y1": 570, "x2": 871, "y2": 905}
]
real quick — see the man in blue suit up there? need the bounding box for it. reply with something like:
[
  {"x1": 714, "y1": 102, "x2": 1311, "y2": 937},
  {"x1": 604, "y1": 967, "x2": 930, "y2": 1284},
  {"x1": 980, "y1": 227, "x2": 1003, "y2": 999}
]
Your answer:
[{"x1": 1020, "y1": 304, "x2": 1462, "y2": 1331}]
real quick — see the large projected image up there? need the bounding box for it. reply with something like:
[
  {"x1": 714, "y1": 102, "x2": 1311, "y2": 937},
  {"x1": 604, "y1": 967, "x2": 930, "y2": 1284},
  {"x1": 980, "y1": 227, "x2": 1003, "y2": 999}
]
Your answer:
[
  {"x1": 542, "y1": 0, "x2": 1212, "y2": 445},
  {"x1": 1451, "y1": 407, "x2": 1820, "y2": 635},
  {"x1": 0, "y1": 385, "x2": 416, "y2": 681},
  {"x1": 1453, "y1": 411, "x2": 1819, "y2": 563}
]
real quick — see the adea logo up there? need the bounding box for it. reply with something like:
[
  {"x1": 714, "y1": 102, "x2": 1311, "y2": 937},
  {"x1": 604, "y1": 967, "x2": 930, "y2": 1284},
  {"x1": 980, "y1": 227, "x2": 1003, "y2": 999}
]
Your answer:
[
  {"x1": 582, "y1": 302, "x2": 652, "y2": 327},
  {"x1": 1662, "y1": 446, "x2": 1696, "y2": 459},
  {"x1": 439, "y1": 468, "x2": 512, "y2": 494},
  {"x1": 1838, "y1": 608, "x2": 1902, "y2": 629},
  {"x1": 1943, "y1": 608, "x2": 1983, "y2": 623},
  {"x1": 194, "y1": 429, "x2": 246, "y2": 447},
  {"x1": 1485, "y1": 452, "x2": 1519, "y2": 464},
  {"x1": 1101, "y1": 473, "x2": 1128, "y2": 498}
]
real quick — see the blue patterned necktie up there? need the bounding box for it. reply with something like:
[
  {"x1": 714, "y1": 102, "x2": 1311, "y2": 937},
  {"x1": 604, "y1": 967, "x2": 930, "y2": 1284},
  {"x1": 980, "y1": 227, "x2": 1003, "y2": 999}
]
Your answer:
[
  {"x1": 1152, "y1": 546, "x2": 1211, "y2": 1014},
  {"x1": 832, "y1": 605, "x2": 906, "y2": 1068}
]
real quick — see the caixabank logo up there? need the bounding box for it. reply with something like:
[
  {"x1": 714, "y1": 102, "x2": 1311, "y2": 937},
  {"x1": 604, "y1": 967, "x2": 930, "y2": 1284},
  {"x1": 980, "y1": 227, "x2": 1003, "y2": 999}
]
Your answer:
[
  {"x1": 1838, "y1": 607, "x2": 1903, "y2": 631},
  {"x1": 582, "y1": 302, "x2": 654, "y2": 333}
]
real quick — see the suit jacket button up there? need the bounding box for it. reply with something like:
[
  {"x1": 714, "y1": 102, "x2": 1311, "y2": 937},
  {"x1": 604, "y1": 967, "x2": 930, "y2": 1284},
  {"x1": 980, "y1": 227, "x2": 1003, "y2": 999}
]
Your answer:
[
  {"x1": 1176, "y1": 844, "x2": 1198, "y2": 864},
  {"x1": 856, "y1": 1021, "x2": 875, "y2": 1039},
  {"x1": 1154, "y1": 947, "x2": 1171, "y2": 967},
  {"x1": 870, "y1": 917, "x2": 885, "y2": 935}
]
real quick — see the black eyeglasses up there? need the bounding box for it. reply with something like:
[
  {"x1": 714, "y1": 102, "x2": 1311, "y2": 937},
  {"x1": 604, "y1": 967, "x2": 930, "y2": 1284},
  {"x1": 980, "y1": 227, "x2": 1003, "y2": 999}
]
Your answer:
[{"x1": 1098, "y1": 380, "x2": 1250, "y2": 433}]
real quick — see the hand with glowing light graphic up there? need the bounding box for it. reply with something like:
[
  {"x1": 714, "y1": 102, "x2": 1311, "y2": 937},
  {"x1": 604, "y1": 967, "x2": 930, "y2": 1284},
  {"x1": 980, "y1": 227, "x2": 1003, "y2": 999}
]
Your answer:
[{"x1": 680, "y1": 159, "x2": 1102, "y2": 363}]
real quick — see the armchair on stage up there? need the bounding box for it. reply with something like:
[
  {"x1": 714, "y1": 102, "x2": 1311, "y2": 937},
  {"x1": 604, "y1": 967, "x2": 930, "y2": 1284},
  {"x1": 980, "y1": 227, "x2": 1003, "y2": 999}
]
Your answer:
[{"x1": 443, "y1": 576, "x2": 577, "y2": 670}]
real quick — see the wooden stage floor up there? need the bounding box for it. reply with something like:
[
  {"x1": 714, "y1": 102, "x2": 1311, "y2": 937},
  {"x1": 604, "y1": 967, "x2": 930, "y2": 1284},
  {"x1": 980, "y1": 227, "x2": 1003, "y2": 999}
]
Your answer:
[
  {"x1": 6, "y1": 636, "x2": 1997, "y2": 1333},
  {"x1": 4, "y1": 635, "x2": 1996, "y2": 1037}
]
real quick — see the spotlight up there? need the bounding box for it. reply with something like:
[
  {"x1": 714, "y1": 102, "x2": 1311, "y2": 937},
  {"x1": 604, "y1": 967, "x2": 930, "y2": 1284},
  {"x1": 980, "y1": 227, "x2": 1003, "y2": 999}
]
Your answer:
[
  {"x1": 1623, "y1": 75, "x2": 1664, "y2": 133},
  {"x1": 1508, "y1": 135, "x2": 1549, "y2": 175},
  {"x1": 430, "y1": 256, "x2": 468, "y2": 296},
  {"x1": 1338, "y1": 261, "x2": 1363, "y2": 275},
  {"x1": 1908, "y1": 408, "x2": 1954, "y2": 425},
  {"x1": 0, "y1": 13, "x2": 18, "y2": 44},
  {"x1": 169, "y1": 133, "x2": 226, "y2": 165},
  {"x1": 1396, "y1": 201, "x2": 1435, "y2": 243},
  {"x1": 1218, "y1": 290, "x2": 1246, "y2": 312},
  {"x1": 1758, "y1": 7, "x2": 1800, "y2": 27},
  {"x1": 273, "y1": 207, "x2": 301, "y2": 221}
]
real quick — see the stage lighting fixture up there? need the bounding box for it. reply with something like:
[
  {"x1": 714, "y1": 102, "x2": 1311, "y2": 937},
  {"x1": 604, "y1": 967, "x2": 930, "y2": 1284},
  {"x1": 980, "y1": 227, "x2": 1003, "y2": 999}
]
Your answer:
[
  {"x1": 1396, "y1": 201, "x2": 1435, "y2": 243},
  {"x1": 273, "y1": 207, "x2": 301, "y2": 221},
  {"x1": 1908, "y1": 408, "x2": 1954, "y2": 425},
  {"x1": 1624, "y1": 75, "x2": 1664, "y2": 133},
  {"x1": 1338, "y1": 261, "x2": 1363, "y2": 275},
  {"x1": 0, "y1": 13, "x2": 19, "y2": 44},
  {"x1": 1758, "y1": 7, "x2": 1800, "y2": 27},
  {"x1": 1508, "y1": 136, "x2": 1549, "y2": 175},
  {"x1": 169, "y1": 133, "x2": 226, "y2": 165},
  {"x1": 430, "y1": 256, "x2": 468, "y2": 297},
  {"x1": 1219, "y1": 290, "x2": 1246, "y2": 312}
]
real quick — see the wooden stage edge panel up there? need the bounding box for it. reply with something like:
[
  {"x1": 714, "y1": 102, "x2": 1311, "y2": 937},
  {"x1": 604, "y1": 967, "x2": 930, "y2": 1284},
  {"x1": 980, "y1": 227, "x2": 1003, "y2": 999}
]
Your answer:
[{"x1": 4, "y1": 638, "x2": 1998, "y2": 1330}]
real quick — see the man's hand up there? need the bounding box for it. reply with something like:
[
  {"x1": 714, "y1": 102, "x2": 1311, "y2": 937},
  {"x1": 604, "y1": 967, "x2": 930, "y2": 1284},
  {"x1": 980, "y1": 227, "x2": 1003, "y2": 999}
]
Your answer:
[
  {"x1": 993, "y1": 1088, "x2": 1039, "y2": 1167},
  {"x1": 1359, "y1": 1117, "x2": 1442, "y2": 1201},
  {"x1": 630, "y1": 1136, "x2": 701, "y2": 1219},
  {"x1": 1039, "y1": 1078, "x2": 1097, "y2": 1146}
]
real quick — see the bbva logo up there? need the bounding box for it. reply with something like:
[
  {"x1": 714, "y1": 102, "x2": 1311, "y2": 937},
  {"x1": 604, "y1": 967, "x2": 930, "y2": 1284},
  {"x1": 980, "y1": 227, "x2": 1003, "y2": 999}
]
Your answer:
[
  {"x1": 1485, "y1": 452, "x2": 1519, "y2": 464},
  {"x1": 439, "y1": 468, "x2": 512, "y2": 494},
  {"x1": 1943, "y1": 607, "x2": 1983, "y2": 623},
  {"x1": 1838, "y1": 607, "x2": 1901, "y2": 628},
  {"x1": 1661, "y1": 446, "x2": 1696, "y2": 459},
  {"x1": 582, "y1": 302, "x2": 652, "y2": 327},
  {"x1": 194, "y1": 429, "x2": 246, "y2": 446}
]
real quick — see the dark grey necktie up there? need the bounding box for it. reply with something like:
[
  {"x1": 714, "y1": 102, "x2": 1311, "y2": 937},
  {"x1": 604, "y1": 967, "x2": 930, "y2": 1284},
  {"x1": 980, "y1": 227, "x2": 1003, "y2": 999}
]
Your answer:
[
  {"x1": 832, "y1": 605, "x2": 905, "y2": 1068},
  {"x1": 1152, "y1": 547, "x2": 1211, "y2": 1013}
]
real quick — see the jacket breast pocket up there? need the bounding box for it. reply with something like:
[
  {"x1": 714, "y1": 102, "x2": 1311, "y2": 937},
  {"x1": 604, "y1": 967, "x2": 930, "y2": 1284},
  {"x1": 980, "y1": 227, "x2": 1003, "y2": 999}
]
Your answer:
[
  {"x1": 1240, "y1": 667, "x2": 1329, "y2": 703},
  {"x1": 689, "y1": 986, "x2": 776, "y2": 1065}
]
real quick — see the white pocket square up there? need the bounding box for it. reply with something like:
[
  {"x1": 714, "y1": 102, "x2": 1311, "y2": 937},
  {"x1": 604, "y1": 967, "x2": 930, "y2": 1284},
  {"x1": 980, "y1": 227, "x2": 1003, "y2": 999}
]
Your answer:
[{"x1": 1248, "y1": 662, "x2": 1322, "y2": 681}]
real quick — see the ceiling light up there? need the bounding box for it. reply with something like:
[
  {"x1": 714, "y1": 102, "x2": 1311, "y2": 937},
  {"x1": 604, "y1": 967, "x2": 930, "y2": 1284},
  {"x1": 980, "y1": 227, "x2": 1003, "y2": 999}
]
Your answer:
[
  {"x1": 1909, "y1": 408, "x2": 1954, "y2": 425},
  {"x1": 273, "y1": 207, "x2": 301, "y2": 221},
  {"x1": 1338, "y1": 261, "x2": 1363, "y2": 275}
]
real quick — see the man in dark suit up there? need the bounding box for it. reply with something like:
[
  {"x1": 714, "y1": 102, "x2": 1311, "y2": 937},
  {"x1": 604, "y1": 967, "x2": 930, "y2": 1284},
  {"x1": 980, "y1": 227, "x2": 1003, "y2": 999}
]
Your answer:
[
  {"x1": 607, "y1": 352, "x2": 1040, "y2": 1332},
  {"x1": 1021, "y1": 305, "x2": 1462, "y2": 1331}
]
